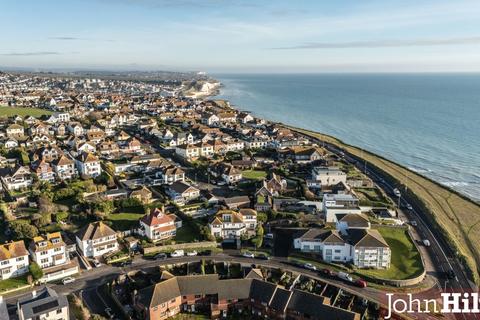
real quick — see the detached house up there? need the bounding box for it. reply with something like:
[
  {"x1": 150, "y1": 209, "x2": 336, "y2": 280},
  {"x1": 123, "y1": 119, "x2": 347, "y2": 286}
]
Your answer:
[
  {"x1": 166, "y1": 181, "x2": 200, "y2": 205},
  {"x1": 0, "y1": 166, "x2": 33, "y2": 191},
  {"x1": 32, "y1": 160, "x2": 55, "y2": 183},
  {"x1": 17, "y1": 287, "x2": 69, "y2": 320},
  {"x1": 6, "y1": 124, "x2": 24, "y2": 138},
  {"x1": 208, "y1": 163, "x2": 242, "y2": 185},
  {"x1": 140, "y1": 207, "x2": 179, "y2": 242},
  {"x1": 75, "y1": 152, "x2": 101, "y2": 178},
  {"x1": 52, "y1": 155, "x2": 77, "y2": 180},
  {"x1": 208, "y1": 209, "x2": 257, "y2": 239},
  {"x1": 76, "y1": 222, "x2": 119, "y2": 258},
  {"x1": 29, "y1": 232, "x2": 68, "y2": 269},
  {"x1": 156, "y1": 165, "x2": 185, "y2": 185},
  {"x1": 0, "y1": 241, "x2": 29, "y2": 280}
]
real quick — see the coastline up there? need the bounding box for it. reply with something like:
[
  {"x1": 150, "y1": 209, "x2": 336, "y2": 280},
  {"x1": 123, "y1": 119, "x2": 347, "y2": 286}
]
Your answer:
[{"x1": 205, "y1": 85, "x2": 480, "y2": 284}]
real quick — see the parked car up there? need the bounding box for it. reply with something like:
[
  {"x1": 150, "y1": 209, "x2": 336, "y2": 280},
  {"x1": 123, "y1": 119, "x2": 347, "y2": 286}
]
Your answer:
[
  {"x1": 186, "y1": 250, "x2": 198, "y2": 256},
  {"x1": 355, "y1": 279, "x2": 368, "y2": 288},
  {"x1": 242, "y1": 251, "x2": 255, "y2": 258},
  {"x1": 410, "y1": 220, "x2": 418, "y2": 227},
  {"x1": 92, "y1": 259, "x2": 102, "y2": 268},
  {"x1": 154, "y1": 253, "x2": 167, "y2": 260},
  {"x1": 303, "y1": 263, "x2": 317, "y2": 271},
  {"x1": 62, "y1": 277, "x2": 75, "y2": 285},
  {"x1": 170, "y1": 250, "x2": 185, "y2": 257},
  {"x1": 422, "y1": 239, "x2": 431, "y2": 247},
  {"x1": 406, "y1": 203, "x2": 413, "y2": 210},
  {"x1": 337, "y1": 272, "x2": 353, "y2": 282},
  {"x1": 320, "y1": 268, "x2": 334, "y2": 277}
]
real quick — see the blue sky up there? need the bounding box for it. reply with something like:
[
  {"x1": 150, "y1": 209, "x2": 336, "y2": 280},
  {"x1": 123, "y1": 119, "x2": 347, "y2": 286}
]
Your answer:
[{"x1": 2, "y1": 0, "x2": 480, "y2": 72}]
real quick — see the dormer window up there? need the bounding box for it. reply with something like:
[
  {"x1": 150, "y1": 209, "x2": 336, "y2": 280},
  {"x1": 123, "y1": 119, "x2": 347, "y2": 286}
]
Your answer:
[
  {"x1": 51, "y1": 238, "x2": 60, "y2": 244},
  {"x1": 39, "y1": 241, "x2": 47, "y2": 247}
]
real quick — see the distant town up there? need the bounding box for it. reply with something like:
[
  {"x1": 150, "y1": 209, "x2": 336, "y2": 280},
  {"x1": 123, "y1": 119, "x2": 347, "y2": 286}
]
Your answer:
[{"x1": 0, "y1": 71, "x2": 455, "y2": 320}]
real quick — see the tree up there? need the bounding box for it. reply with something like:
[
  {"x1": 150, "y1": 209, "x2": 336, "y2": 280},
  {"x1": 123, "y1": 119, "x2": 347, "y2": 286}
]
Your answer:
[
  {"x1": 9, "y1": 220, "x2": 39, "y2": 239},
  {"x1": 29, "y1": 262, "x2": 43, "y2": 280}
]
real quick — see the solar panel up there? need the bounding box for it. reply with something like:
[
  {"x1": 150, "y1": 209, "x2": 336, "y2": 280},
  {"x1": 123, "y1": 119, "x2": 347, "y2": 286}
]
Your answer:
[{"x1": 31, "y1": 300, "x2": 59, "y2": 314}]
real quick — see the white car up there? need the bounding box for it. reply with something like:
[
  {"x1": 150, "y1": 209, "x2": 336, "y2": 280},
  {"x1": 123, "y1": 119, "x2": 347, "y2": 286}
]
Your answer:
[
  {"x1": 62, "y1": 277, "x2": 75, "y2": 285},
  {"x1": 304, "y1": 263, "x2": 317, "y2": 271},
  {"x1": 406, "y1": 204, "x2": 413, "y2": 210},
  {"x1": 170, "y1": 250, "x2": 185, "y2": 257},
  {"x1": 92, "y1": 259, "x2": 102, "y2": 268},
  {"x1": 186, "y1": 250, "x2": 198, "y2": 256},
  {"x1": 242, "y1": 251, "x2": 255, "y2": 258}
]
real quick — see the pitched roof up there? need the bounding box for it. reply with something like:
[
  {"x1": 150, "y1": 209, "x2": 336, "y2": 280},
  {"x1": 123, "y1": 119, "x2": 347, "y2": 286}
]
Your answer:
[
  {"x1": 348, "y1": 229, "x2": 389, "y2": 248},
  {"x1": 76, "y1": 221, "x2": 116, "y2": 241},
  {"x1": 141, "y1": 207, "x2": 174, "y2": 227},
  {"x1": 0, "y1": 241, "x2": 28, "y2": 260}
]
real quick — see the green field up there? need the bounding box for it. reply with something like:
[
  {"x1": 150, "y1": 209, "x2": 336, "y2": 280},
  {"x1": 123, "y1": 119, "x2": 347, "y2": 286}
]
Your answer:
[
  {"x1": 0, "y1": 105, "x2": 53, "y2": 117},
  {"x1": 356, "y1": 227, "x2": 424, "y2": 280},
  {"x1": 107, "y1": 212, "x2": 143, "y2": 231},
  {"x1": 242, "y1": 169, "x2": 267, "y2": 180}
]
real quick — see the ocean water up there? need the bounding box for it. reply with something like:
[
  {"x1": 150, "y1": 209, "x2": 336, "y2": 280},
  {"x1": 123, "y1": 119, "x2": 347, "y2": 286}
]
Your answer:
[{"x1": 214, "y1": 73, "x2": 480, "y2": 202}]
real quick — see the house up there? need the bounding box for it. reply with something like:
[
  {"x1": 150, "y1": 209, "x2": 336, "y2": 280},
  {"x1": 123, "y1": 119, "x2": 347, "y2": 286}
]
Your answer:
[
  {"x1": 0, "y1": 166, "x2": 33, "y2": 191},
  {"x1": 168, "y1": 132, "x2": 194, "y2": 147},
  {"x1": 29, "y1": 232, "x2": 68, "y2": 269},
  {"x1": 76, "y1": 222, "x2": 119, "y2": 258},
  {"x1": 175, "y1": 142, "x2": 214, "y2": 160},
  {"x1": 238, "y1": 112, "x2": 254, "y2": 124},
  {"x1": 3, "y1": 138, "x2": 18, "y2": 149},
  {"x1": 75, "y1": 152, "x2": 102, "y2": 178},
  {"x1": 135, "y1": 272, "x2": 360, "y2": 320},
  {"x1": 280, "y1": 146, "x2": 325, "y2": 163},
  {"x1": 156, "y1": 165, "x2": 185, "y2": 185},
  {"x1": 32, "y1": 160, "x2": 56, "y2": 183},
  {"x1": 165, "y1": 181, "x2": 200, "y2": 205},
  {"x1": 52, "y1": 155, "x2": 77, "y2": 180},
  {"x1": 208, "y1": 163, "x2": 242, "y2": 185},
  {"x1": 222, "y1": 195, "x2": 251, "y2": 210},
  {"x1": 208, "y1": 209, "x2": 257, "y2": 239},
  {"x1": 0, "y1": 241, "x2": 29, "y2": 280},
  {"x1": 323, "y1": 193, "x2": 362, "y2": 223},
  {"x1": 130, "y1": 186, "x2": 153, "y2": 203},
  {"x1": 140, "y1": 207, "x2": 177, "y2": 242},
  {"x1": 201, "y1": 113, "x2": 219, "y2": 126},
  {"x1": 6, "y1": 124, "x2": 24, "y2": 138},
  {"x1": 17, "y1": 287, "x2": 69, "y2": 320},
  {"x1": 67, "y1": 122, "x2": 84, "y2": 136},
  {"x1": 336, "y1": 213, "x2": 371, "y2": 235},
  {"x1": 308, "y1": 166, "x2": 347, "y2": 188}
]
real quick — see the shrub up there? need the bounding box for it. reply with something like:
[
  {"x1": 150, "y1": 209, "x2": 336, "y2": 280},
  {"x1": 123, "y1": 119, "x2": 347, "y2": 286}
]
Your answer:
[{"x1": 29, "y1": 262, "x2": 43, "y2": 280}]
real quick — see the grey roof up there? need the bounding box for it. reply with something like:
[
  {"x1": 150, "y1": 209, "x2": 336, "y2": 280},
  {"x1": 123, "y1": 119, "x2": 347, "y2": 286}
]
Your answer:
[
  {"x1": 288, "y1": 289, "x2": 358, "y2": 320},
  {"x1": 18, "y1": 287, "x2": 68, "y2": 320},
  {"x1": 347, "y1": 229, "x2": 389, "y2": 248},
  {"x1": 76, "y1": 221, "x2": 117, "y2": 241},
  {"x1": 270, "y1": 287, "x2": 292, "y2": 313},
  {"x1": 249, "y1": 279, "x2": 277, "y2": 305}
]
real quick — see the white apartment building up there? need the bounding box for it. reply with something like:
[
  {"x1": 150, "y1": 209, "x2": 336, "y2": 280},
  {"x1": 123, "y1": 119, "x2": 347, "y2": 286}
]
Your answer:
[
  {"x1": 323, "y1": 193, "x2": 362, "y2": 223},
  {"x1": 0, "y1": 241, "x2": 29, "y2": 280},
  {"x1": 76, "y1": 222, "x2": 118, "y2": 258},
  {"x1": 29, "y1": 233, "x2": 67, "y2": 269}
]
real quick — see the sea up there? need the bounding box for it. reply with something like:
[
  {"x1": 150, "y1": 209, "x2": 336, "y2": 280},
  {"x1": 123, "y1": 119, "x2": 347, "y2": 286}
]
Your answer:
[{"x1": 213, "y1": 73, "x2": 480, "y2": 202}]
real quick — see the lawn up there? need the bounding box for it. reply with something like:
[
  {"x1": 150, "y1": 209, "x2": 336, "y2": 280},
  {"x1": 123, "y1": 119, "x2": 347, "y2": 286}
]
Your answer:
[
  {"x1": 175, "y1": 220, "x2": 201, "y2": 243},
  {"x1": 289, "y1": 126, "x2": 480, "y2": 283},
  {"x1": 0, "y1": 275, "x2": 29, "y2": 292},
  {"x1": 356, "y1": 227, "x2": 424, "y2": 280},
  {"x1": 242, "y1": 169, "x2": 267, "y2": 180},
  {"x1": 0, "y1": 105, "x2": 53, "y2": 117},
  {"x1": 107, "y1": 212, "x2": 144, "y2": 231}
]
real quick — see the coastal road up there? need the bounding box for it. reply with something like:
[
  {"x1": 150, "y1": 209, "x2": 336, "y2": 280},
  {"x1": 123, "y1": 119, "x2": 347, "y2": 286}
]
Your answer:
[{"x1": 301, "y1": 133, "x2": 479, "y2": 320}]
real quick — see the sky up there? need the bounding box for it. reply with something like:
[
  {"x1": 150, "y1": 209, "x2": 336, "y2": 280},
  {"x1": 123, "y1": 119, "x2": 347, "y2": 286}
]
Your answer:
[{"x1": 1, "y1": 0, "x2": 480, "y2": 73}]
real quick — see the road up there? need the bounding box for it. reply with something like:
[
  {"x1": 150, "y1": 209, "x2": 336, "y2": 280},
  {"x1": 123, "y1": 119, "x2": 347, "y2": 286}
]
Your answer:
[{"x1": 301, "y1": 133, "x2": 479, "y2": 320}]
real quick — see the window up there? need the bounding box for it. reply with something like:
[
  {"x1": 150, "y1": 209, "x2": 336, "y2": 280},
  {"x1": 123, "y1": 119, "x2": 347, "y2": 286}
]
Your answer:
[
  {"x1": 57, "y1": 309, "x2": 62, "y2": 314},
  {"x1": 16, "y1": 257, "x2": 24, "y2": 262}
]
